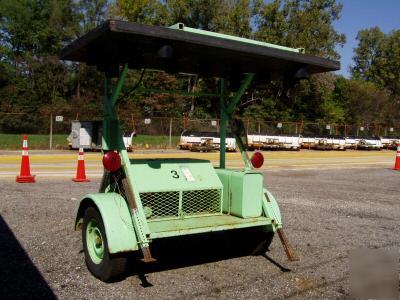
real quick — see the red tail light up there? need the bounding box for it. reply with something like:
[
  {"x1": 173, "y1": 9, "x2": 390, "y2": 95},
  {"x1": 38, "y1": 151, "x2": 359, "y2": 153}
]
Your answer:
[
  {"x1": 251, "y1": 151, "x2": 264, "y2": 168},
  {"x1": 102, "y1": 151, "x2": 121, "y2": 172}
]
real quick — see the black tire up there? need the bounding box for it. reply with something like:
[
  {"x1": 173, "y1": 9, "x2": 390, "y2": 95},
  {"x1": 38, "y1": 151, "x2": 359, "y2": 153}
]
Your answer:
[
  {"x1": 82, "y1": 207, "x2": 127, "y2": 282},
  {"x1": 226, "y1": 227, "x2": 274, "y2": 256}
]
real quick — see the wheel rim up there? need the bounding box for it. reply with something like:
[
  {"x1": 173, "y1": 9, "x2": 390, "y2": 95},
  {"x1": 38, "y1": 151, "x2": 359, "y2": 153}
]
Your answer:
[{"x1": 86, "y1": 219, "x2": 105, "y2": 264}]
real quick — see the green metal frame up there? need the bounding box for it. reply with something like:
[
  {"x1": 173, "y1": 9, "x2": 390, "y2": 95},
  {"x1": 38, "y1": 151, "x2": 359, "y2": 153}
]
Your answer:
[{"x1": 104, "y1": 64, "x2": 255, "y2": 171}]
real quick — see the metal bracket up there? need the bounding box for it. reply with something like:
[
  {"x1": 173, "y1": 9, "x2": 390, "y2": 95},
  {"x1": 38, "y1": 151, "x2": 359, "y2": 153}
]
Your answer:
[
  {"x1": 277, "y1": 228, "x2": 299, "y2": 261},
  {"x1": 122, "y1": 178, "x2": 156, "y2": 262}
]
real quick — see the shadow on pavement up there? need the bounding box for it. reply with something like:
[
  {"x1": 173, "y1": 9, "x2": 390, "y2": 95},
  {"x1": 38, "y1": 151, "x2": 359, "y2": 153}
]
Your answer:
[
  {"x1": 0, "y1": 215, "x2": 57, "y2": 299},
  {"x1": 124, "y1": 229, "x2": 288, "y2": 286}
]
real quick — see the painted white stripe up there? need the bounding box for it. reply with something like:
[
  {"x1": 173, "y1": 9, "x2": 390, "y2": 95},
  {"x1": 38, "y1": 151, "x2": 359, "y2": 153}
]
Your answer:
[{"x1": 23, "y1": 140, "x2": 28, "y2": 148}]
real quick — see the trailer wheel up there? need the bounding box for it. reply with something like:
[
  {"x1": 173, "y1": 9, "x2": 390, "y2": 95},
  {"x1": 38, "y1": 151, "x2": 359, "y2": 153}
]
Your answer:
[{"x1": 82, "y1": 207, "x2": 127, "y2": 282}]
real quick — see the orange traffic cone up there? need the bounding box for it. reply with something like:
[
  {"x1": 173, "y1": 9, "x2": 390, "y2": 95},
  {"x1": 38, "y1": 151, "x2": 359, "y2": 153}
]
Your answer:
[
  {"x1": 73, "y1": 148, "x2": 90, "y2": 182},
  {"x1": 393, "y1": 144, "x2": 400, "y2": 171},
  {"x1": 16, "y1": 135, "x2": 35, "y2": 183}
]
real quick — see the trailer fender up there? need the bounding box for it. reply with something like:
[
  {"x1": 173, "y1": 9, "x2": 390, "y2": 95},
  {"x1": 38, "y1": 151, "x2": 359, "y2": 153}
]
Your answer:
[
  {"x1": 75, "y1": 193, "x2": 139, "y2": 254},
  {"x1": 262, "y1": 188, "x2": 282, "y2": 230}
]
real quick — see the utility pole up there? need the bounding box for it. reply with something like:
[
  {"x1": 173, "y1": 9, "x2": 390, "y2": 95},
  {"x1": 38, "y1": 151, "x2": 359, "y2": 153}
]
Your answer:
[
  {"x1": 169, "y1": 118, "x2": 172, "y2": 148},
  {"x1": 49, "y1": 113, "x2": 53, "y2": 150}
]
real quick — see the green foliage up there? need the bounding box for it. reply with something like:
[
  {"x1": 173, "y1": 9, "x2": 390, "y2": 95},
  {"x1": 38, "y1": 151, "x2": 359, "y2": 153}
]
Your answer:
[
  {"x1": 351, "y1": 27, "x2": 400, "y2": 96},
  {"x1": 79, "y1": 0, "x2": 109, "y2": 31},
  {"x1": 112, "y1": 0, "x2": 162, "y2": 24},
  {"x1": 333, "y1": 79, "x2": 392, "y2": 124},
  {"x1": 350, "y1": 27, "x2": 400, "y2": 126},
  {"x1": 256, "y1": 0, "x2": 346, "y2": 59},
  {"x1": 114, "y1": 0, "x2": 257, "y2": 36}
]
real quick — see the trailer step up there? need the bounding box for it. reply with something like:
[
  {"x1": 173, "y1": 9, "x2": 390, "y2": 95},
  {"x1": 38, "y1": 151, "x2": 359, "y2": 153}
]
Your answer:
[{"x1": 148, "y1": 215, "x2": 271, "y2": 239}]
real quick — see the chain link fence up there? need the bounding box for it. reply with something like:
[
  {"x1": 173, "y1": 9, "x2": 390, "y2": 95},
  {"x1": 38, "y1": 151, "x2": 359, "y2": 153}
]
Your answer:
[{"x1": 1, "y1": 112, "x2": 399, "y2": 149}]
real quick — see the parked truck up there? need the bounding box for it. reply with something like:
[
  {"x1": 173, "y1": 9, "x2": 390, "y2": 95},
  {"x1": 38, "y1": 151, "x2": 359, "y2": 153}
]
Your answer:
[{"x1": 68, "y1": 120, "x2": 134, "y2": 151}]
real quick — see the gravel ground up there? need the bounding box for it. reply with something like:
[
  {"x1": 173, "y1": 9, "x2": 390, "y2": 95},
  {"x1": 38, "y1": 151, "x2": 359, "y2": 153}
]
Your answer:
[{"x1": 0, "y1": 167, "x2": 398, "y2": 299}]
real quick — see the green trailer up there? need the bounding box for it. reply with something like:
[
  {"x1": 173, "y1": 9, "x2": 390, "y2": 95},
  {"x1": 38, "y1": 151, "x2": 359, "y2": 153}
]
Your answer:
[{"x1": 60, "y1": 20, "x2": 339, "y2": 281}]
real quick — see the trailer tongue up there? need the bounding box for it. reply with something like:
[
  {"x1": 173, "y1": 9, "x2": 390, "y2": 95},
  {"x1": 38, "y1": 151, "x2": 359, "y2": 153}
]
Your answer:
[{"x1": 61, "y1": 20, "x2": 339, "y2": 282}]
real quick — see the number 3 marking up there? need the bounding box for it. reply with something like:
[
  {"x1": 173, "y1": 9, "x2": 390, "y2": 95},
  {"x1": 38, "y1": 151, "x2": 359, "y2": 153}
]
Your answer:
[{"x1": 171, "y1": 170, "x2": 179, "y2": 179}]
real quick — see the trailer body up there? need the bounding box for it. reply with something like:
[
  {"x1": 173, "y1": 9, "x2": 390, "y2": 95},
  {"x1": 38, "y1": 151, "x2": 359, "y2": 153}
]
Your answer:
[{"x1": 61, "y1": 20, "x2": 339, "y2": 281}]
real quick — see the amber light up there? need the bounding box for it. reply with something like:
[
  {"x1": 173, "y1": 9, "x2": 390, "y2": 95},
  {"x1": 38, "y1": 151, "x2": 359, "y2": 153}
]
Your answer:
[
  {"x1": 251, "y1": 151, "x2": 264, "y2": 168},
  {"x1": 102, "y1": 151, "x2": 121, "y2": 172}
]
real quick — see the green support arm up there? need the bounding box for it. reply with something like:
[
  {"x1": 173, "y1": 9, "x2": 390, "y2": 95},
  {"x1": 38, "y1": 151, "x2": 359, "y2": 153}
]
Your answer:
[
  {"x1": 112, "y1": 64, "x2": 129, "y2": 107},
  {"x1": 102, "y1": 64, "x2": 152, "y2": 254},
  {"x1": 226, "y1": 73, "x2": 255, "y2": 115},
  {"x1": 219, "y1": 78, "x2": 227, "y2": 168},
  {"x1": 220, "y1": 73, "x2": 255, "y2": 170}
]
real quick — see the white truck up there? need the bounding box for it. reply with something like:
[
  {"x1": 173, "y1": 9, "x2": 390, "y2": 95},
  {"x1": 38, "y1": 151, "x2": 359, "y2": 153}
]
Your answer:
[{"x1": 68, "y1": 120, "x2": 134, "y2": 151}]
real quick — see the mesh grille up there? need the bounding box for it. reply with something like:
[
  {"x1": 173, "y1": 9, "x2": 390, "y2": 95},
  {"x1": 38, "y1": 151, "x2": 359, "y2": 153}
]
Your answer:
[
  {"x1": 182, "y1": 189, "x2": 221, "y2": 216},
  {"x1": 140, "y1": 189, "x2": 221, "y2": 220},
  {"x1": 140, "y1": 191, "x2": 179, "y2": 219}
]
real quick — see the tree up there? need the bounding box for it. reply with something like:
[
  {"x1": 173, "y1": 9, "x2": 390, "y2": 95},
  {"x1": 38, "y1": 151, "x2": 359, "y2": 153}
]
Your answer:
[
  {"x1": 2, "y1": 0, "x2": 398, "y2": 134},
  {"x1": 292, "y1": 73, "x2": 345, "y2": 123},
  {"x1": 0, "y1": 0, "x2": 107, "y2": 133},
  {"x1": 0, "y1": 0, "x2": 79, "y2": 111},
  {"x1": 112, "y1": 0, "x2": 166, "y2": 25},
  {"x1": 162, "y1": 0, "x2": 256, "y2": 37},
  {"x1": 256, "y1": 0, "x2": 346, "y2": 59},
  {"x1": 78, "y1": 0, "x2": 109, "y2": 32},
  {"x1": 243, "y1": 0, "x2": 346, "y2": 125},
  {"x1": 347, "y1": 80, "x2": 391, "y2": 124},
  {"x1": 351, "y1": 27, "x2": 400, "y2": 96}
]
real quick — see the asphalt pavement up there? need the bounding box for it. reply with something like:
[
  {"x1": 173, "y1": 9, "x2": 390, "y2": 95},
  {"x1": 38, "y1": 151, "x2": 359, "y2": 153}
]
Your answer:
[{"x1": 0, "y1": 165, "x2": 398, "y2": 299}]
